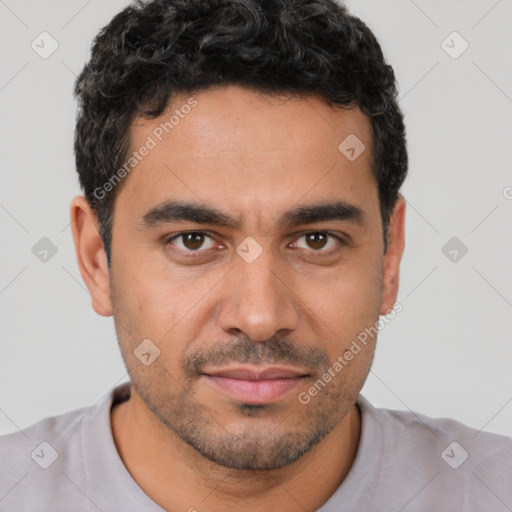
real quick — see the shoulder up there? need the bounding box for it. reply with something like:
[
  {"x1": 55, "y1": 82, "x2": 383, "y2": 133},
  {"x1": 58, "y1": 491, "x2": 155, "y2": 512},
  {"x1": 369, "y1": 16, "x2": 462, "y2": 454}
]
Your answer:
[
  {"x1": 359, "y1": 395, "x2": 512, "y2": 466},
  {"x1": 355, "y1": 396, "x2": 512, "y2": 510},
  {"x1": 0, "y1": 404, "x2": 91, "y2": 467},
  {"x1": 0, "y1": 406, "x2": 90, "y2": 509},
  {"x1": 0, "y1": 387, "x2": 119, "y2": 512}
]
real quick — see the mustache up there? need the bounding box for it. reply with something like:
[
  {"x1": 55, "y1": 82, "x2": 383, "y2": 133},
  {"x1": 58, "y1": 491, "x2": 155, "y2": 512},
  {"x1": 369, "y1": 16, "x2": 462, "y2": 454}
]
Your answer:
[{"x1": 182, "y1": 335, "x2": 331, "y2": 378}]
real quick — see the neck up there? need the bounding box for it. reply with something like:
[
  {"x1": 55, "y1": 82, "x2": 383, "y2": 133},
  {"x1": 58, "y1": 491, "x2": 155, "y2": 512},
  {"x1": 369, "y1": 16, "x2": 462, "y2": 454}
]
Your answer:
[{"x1": 111, "y1": 386, "x2": 361, "y2": 512}]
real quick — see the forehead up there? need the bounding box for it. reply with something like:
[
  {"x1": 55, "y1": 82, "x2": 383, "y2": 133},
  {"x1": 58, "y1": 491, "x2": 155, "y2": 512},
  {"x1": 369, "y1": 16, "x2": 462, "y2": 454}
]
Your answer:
[
  {"x1": 132, "y1": 85, "x2": 372, "y2": 158},
  {"x1": 118, "y1": 85, "x2": 377, "y2": 225}
]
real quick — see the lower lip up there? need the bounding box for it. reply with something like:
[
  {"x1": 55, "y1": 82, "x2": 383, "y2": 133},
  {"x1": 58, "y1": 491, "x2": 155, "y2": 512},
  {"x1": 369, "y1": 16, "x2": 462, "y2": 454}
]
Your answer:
[{"x1": 204, "y1": 375, "x2": 305, "y2": 404}]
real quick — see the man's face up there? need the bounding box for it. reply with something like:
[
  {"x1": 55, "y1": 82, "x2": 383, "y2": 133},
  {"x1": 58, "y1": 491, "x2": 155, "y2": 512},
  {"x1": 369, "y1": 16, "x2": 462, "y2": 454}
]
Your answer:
[{"x1": 107, "y1": 85, "x2": 395, "y2": 470}]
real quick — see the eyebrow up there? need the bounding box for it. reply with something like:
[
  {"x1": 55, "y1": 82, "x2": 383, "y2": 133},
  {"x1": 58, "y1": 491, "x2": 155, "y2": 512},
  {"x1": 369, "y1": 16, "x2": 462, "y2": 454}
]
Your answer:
[{"x1": 140, "y1": 199, "x2": 365, "y2": 230}]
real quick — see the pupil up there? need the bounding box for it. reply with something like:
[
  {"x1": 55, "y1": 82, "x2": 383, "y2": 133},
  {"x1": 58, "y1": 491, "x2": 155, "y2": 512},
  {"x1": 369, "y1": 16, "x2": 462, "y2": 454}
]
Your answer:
[{"x1": 308, "y1": 233, "x2": 326, "y2": 250}]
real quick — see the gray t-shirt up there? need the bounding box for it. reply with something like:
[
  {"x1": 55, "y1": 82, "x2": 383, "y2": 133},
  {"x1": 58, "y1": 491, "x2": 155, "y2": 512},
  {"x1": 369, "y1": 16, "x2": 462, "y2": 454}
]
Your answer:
[{"x1": 1, "y1": 382, "x2": 511, "y2": 511}]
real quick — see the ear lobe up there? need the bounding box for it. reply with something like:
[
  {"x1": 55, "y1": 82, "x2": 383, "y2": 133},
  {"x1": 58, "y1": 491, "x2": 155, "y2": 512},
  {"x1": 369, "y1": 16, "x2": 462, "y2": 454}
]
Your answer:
[
  {"x1": 379, "y1": 195, "x2": 406, "y2": 316},
  {"x1": 70, "y1": 196, "x2": 113, "y2": 317}
]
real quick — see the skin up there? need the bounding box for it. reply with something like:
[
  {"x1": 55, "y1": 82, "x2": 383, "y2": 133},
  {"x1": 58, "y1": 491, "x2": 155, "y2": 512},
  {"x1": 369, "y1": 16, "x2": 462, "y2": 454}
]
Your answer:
[{"x1": 71, "y1": 84, "x2": 406, "y2": 512}]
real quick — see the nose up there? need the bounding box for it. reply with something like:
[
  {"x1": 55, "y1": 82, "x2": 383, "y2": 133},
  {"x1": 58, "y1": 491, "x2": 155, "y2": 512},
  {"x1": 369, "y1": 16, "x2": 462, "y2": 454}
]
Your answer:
[{"x1": 217, "y1": 247, "x2": 300, "y2": 342}]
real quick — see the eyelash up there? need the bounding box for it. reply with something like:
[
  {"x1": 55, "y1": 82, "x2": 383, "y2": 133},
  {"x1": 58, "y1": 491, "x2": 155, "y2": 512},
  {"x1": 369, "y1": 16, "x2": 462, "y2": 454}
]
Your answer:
[{"x1": 165, "y1": 231, "x2": 346, "y2": 257}]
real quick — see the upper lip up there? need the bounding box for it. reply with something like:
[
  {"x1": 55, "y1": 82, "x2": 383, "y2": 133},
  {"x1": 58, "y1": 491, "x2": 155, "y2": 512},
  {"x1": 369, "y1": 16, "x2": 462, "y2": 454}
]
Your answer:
[{"x1": 203, "y1": 366, "x2": 310, "y2": 381}]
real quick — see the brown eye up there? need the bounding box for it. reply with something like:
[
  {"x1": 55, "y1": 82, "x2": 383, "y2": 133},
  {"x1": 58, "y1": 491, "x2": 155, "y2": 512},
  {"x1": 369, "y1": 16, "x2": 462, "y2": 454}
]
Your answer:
[
  {"x1": 305, "y1": 233, "x2": 328, "y2": 250},
  {"x1": 182, "y1": 232, "x2": 205, "y2": 250},
  {"x1": 168, "y1": 232, "x2": 215, "y2": 252},
  {"x1": 291, "y1": 232, "x2": 343, "y2": 253}
]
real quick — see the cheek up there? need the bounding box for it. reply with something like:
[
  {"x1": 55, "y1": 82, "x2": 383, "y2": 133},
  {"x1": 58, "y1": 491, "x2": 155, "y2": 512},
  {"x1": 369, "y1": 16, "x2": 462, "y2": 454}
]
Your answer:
[
  {"x1": 306, "y1": 256, "x2": 382, "y2": 337},
  {"x1": 113, "y1": 256, "x2": 220, "y2": 348},
  {"x1": 111, "y1": 257, "x2": 178, "y2": 340}
]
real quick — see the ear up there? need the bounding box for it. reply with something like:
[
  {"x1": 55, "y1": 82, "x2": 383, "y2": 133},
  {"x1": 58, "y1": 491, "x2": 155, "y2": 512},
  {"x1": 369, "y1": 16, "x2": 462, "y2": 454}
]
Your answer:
[
  {"x1": 70, "y1": 196, "x2": 113, "y2": 317},
  {"x1": 380, "y1": 195, "x2": 406, "y2": 315}
]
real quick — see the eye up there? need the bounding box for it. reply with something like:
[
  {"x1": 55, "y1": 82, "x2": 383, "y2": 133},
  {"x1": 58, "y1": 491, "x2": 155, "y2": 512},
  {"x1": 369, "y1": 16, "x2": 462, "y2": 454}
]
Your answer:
[
  {"x1": 291, "y1": 232, "x2": 344, "y2": 252},
  {"x1": 167, "y1": 231, "x2": 217, "y2": 252}
]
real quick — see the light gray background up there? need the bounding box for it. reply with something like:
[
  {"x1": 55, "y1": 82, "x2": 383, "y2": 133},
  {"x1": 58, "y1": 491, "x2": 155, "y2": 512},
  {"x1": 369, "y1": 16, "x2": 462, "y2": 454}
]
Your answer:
[{"x1": 0, "y1": 0, "x2": 511, "y2": 437}]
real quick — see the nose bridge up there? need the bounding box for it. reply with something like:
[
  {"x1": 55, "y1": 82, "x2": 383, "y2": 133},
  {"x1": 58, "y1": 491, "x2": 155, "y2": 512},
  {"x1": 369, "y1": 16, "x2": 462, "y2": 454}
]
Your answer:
[{"x1": 218, "y1": 242, "x2": 300, "y2": 341}]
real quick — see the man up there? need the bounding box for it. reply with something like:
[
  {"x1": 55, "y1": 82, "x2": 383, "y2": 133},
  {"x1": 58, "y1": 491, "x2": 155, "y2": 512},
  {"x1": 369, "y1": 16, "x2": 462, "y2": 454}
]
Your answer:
[{"x1": 1, "y1": 0, "x2": 511, "y2": 510}]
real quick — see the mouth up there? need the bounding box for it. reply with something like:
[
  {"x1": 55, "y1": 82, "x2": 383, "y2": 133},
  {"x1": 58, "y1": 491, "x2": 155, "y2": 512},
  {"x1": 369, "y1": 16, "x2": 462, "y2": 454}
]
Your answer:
[{"x1": 201, "y1": 366, "x2": 310, "y2": 404}]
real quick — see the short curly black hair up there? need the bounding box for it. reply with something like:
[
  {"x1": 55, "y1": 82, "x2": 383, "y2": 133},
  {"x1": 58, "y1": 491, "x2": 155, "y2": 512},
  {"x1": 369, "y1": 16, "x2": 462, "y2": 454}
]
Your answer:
[{"x1": 74, "y1": 0, "x2": 407, "y2": 263}]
